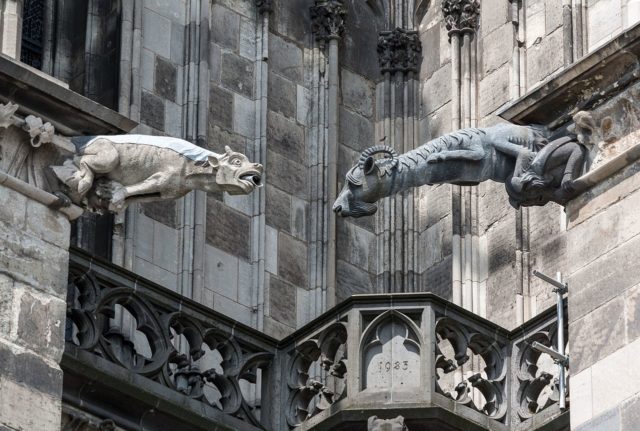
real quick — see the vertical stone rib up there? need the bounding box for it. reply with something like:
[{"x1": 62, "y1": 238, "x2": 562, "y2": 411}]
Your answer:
[{"x1": 311, "y1": 0, "x2": 345, "y2": 308}]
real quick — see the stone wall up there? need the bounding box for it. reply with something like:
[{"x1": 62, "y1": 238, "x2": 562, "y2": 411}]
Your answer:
[
  {"x1": 0, "y1": 184, "x2": 70, "y2": 430},
  {"x1": 566, "y1": 164, "x2": 640, "y2": 430}
]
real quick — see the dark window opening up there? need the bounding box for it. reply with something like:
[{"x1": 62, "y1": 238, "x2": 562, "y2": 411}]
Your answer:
[
  {"x1": 71, "y1": 212, "x2": 114, "y2": 261},
  {"x1": 20, "y1": 0, "x2": 45, "y2": 69}
]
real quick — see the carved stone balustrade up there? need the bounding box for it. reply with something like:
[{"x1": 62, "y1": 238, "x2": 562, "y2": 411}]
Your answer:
[
  {"x1": 64, "y1": 250, "x2": 568, "y2": 430},
  {"x1": 64, "y1": 248, "x2": 277, "y2": 431}
]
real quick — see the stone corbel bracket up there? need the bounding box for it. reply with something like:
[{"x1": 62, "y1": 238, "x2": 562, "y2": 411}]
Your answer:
[
  {"x1": 0, "y1": 102, "x2": 82, "y2": 219},
  {"x1": 498, "y1": 23, "x2": 640, "y2": 214}
]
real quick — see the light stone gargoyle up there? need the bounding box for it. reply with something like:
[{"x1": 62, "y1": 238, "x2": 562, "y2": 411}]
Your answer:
[
  {"x1": 51, "y1": 135, "x2": 263, "y2": 212},
  {"x1": 333, "y1": 123, "x2": 586, "y2": 217},
  {"x1": 367, "y1": 415, "x2": 408, "y2": 431}
]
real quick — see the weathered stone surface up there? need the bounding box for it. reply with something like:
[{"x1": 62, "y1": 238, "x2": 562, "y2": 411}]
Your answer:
[
  {"x1": 419, "y1": 216, "x2": 452, "y2": 272},
  {"x1": 482, "y1": 23, "x2": 512, "y2": 75},
  {"x1": 568, "y1": 233, "x2": 640, "y2": 322},
  {"x1": 277, "y1": 232, "x2": 307, "y2": 288},
  {"x1": 290, "y1": 196, "x2": 307, "y2": 240},
  {"x1": 266, "y1": 150, "x2": 307, "y2": 199},
  {"x1": 339, "y1": 107, "x2": 375, "y2": 153},
  {"x1": 16, "y1": 289, "x2": 66, "y2": 361},
  {"x1": 574, "y1": 408, "x2": 621, "y2": 431},
  {"x1": 479, "y1": 64, "x2": 509, "y2": 117},
  {"x1": 205, "y1": 244, "x2": 240, "y2": 300},
  {"x1": 336, "y1": 219, "x2": 376, "y2": 272},
  {"x1": 269, "y1": 35, "x2": 303, "y2": 84},
  {"x1": 268, "y1": 72, "x2": 297, "y2": 119},
  {"x1": 526, "y1": 28, "x2": 564, "y2": 88},
  {"x1": 0, "y1": 376, "x2": 62, "y2": 431},
  {"x1": 140, "y1": 91, "x2": 165, "y2": 131},
  {"x1": 154, "y1": 56, "x2": 177, "y2": 102},
  {"x1": 341, "y1": 69, "x2": 374, "y2": 119},
  {"x1": 213, "y1": 292, "x2": 253, "y2": 326},
  {"x1": 265, "y1": 226, "x2": 278, "y2": 275},
  {"x1": 625, "y1": 283, "x2": 640, "y2": 343},
  {"x1": 233, "y1": 93, "x2": 255, "y2": 138},
  {"x1": 206, "y1": 198, "x2": 251, "y2": 260},
  {"x1": 621, "y1": 393, "x2": 640, "y2": 431},
  {"x1": 141, "y1": 200, "x2": 178, "y2": 229},
  {"x1": 221, "y1": 53, "x2": 254, "y2": 98},
  {"x1": 421, "y1": 64, "x2": 451, "y2": 118},
  {"x1": 207, "y1": 125, "x2": 247, "y2": 154},
  {"x1": 265, "y1": 185, "x2": 291, "y2": 233},
  {"x1": 0, "y1": 226, "x2": 69, "y2": 298},
  {"x1": 419, "y1": 24, "x2": 440, "y2": 80},
  {"x1": 336, "y1": 260, "x2": 373, "y2": 302},
  {"x1": 267, "y1": 110, "x2": 305, "y2": 164},
  {"x1": 143, "y1": 10, "x2": 172, "y2": 59},
  {"x1": 421, "y1": 101, "x2": 451, "y2": 141},
  {"x1": 268, "y1": 275, "x2": 296, "y2": 327},
  {"x1": 211, "y1": 4, "x2": 240, "y2": 51},
  {"x1": 587, "y1": 0, "x2": 622, "y2": 51},
  {"x1": 480, "y1": 0, "x2": 509, "y2": 35},
  {"x1": 263, "y1": 314, "x2": 294, "y2": 339},
  {"x1": 421, "y1": 255, "x2": 453, "y2": 299},
  {"x1": 569, "y1": 296, "x2": 626, "y2": 374},
  {"x1": 0, "y1": 341, "x2": 63, "y2": 398},
  {"x1": 25, "y1": 199, "x2": 70, "y2": 249}
]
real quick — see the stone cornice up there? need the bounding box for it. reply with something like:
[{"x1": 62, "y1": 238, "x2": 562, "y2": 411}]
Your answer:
[
  {"x1": 310, "y1": 0, "x2": 346, "y2": 42},
  {"x1": 442, "y1": 0, "x2": 480, "y2": 37},
  {"x1": 377, "y1": 27, "x2": 422, "y2": 74}
]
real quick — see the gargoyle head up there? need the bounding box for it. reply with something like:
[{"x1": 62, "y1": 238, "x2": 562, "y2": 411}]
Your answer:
[
  {"x1": 208, "y1": 145, "x2": 263, "y2": 195},
  {"x1": 367, "y1": 415, "x2": 408, "y2": 431},
  {"x1": 333, "y1": 146, "x2": 398, "y2": 218}
]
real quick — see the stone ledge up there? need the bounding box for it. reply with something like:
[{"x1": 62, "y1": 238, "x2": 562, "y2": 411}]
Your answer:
[{"x1": 0, "y1": 55, "x2": 136, "y2": 135}]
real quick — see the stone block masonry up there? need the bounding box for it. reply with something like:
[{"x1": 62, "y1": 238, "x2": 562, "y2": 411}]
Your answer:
[{"x1": 0, "y1": 184, "x2": 71, "y2": 431}]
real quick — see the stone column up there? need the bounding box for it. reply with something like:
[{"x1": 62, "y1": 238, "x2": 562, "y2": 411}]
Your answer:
[
  {"x1": 376, "y1": 27, "x2": 421, "y2": 292},
  {"x1": 442, "y1": 0, "x2": 482, "y2": 312},
  {"x1": 310, "y1": 0, "x2": 345, "y2": 308}
]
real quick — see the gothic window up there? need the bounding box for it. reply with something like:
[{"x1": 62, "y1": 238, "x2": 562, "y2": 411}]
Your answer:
[{"x1": 20, "y1": 0, "x2": 45, "y2": 69}]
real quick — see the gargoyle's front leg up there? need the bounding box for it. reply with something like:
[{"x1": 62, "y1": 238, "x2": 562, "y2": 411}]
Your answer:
[
  {"x1": 561, "y1": 143, "x2": 586, "y2": 193},
  {"x1": 110, "y1": 172, "x2": 169, "y2": 212}
]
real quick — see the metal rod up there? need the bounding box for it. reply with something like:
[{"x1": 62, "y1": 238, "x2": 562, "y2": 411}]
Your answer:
[
  {"x1": 556, "y1": 272, "x2": 566, "y2": 410},
  {"x1": 532, "y1": 270, "x2": 567, "y2": 291},
  {"x1": 532, "y1": 269, "x2": 568, "y2": 410}
]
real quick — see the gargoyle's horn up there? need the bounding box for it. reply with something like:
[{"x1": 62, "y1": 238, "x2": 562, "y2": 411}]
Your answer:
[{"x1": 358, "y1": 145, "x2": 399, "y2": 170}]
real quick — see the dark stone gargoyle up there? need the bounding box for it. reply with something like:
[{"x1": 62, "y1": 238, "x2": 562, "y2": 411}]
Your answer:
[{"x1": 333, "y1": 123, "x2": 586, "y2": 218}]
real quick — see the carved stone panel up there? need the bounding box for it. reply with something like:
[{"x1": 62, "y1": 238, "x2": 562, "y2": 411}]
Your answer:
[{"x1": 362, "y1": 312, "x2": 421, "y2": 391}]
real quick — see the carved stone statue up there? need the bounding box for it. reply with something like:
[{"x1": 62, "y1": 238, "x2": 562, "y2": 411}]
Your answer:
[
  {"x1": 51, "y1": 135, "x2": 263, "y2": 212},
  {"x1": 367, "y1": 415, "x2": 408, "y2": 431},
  {"x1": 333, "y1": 123, "x2": 586, "y2": 217}
]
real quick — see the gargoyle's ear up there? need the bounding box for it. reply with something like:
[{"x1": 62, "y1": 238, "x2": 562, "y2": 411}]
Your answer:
[
  {"x1": 368, "y1": 416, "x2": 378, "y2": 428},
  {"x1": 224, "y1": 145, "x2": 232, "y2": 154},
  {"x1": 208, "y1": 154, "x2": 221, "y2": 168},
  {"x1": 363, "y1": 156, "x2": 377, "y2": 175}
]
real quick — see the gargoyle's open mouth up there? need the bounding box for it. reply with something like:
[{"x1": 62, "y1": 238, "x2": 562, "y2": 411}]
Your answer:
[{"x1": 239, "y1": 171, "x2": 262, "y2": 188}]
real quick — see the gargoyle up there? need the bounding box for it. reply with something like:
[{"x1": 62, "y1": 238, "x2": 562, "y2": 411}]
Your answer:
[
  {"x1": 50, "y1": 135, "x2": 263, "y2": 212},
  {"x1": 333, "y1": 123, "x2": 585, "y2": 217}
]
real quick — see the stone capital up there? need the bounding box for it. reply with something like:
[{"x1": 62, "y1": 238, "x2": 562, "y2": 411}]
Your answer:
[
  {"x1": 442, "y1": 0, "x2": 480, "y2": 36},
  {"x1": 310, "y1": 0, "x2": 346, "y2": 42},
  {"x1": 377, "y1": 28, "x2": 422, "y2": 74}
]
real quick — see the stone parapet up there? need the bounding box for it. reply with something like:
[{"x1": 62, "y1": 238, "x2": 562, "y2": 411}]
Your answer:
[{"x1": 62, "y1": 251, "x2": 568, "y2": 431}]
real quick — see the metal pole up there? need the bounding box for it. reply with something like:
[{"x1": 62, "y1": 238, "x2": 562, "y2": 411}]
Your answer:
[
  {"x1": 556, "y1": 272, "x2": 566, "y2": 410},
  {"x1": 532, "y1": 270, "x2": 568, "y2": 410}
]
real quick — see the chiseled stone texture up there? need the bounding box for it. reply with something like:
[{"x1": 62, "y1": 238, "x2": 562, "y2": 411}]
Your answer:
[{"x1": 0, "y1": 185, "x2": 69, "y2": 431}]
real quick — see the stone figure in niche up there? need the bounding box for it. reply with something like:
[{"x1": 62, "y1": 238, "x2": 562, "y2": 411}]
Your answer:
[
  {"x1": 333, "y1": 123, "x2": 586, "y2": 216},
  {"x1": 51, "y1": 135, "x2": 263, "y2": 212},
  {"x1": 367, "y1": 415, "x2": 408, "y2": 431}
]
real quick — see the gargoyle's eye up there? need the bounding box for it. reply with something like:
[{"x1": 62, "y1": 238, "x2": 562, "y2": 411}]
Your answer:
[{"x1": 230, "y1": 157, "x2": 242, "y2": 166}]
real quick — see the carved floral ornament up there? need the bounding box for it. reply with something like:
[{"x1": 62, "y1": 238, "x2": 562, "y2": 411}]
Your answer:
[
  {"x1": 442, "y1": 0, "x2": 481, "y2": 35},
  {"x1": 377, "y1": 28, "x2": 422, "y2": 74},
  {"x1": 310, "y1": 0, "x2": 346, "y2": 42}
]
